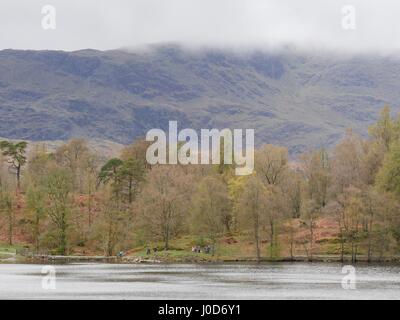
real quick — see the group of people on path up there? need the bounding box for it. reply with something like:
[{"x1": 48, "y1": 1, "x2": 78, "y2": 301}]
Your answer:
[{"x1": 191, "y1": 245, "x2": 212, "y2": 254}]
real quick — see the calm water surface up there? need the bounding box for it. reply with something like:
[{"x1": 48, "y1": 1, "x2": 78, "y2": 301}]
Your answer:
[{"x1": 0, "y1": 262, "x2": 399, "y2": 299}]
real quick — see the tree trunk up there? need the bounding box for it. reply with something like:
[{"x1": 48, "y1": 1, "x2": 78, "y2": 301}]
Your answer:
[
  {"x1": 254, "y1": 219, "x2": 260, "y2": 262},
  {"x1": 60, "y1": 230, "x2": 66, "y2": 255},
  {"x1": 289, "y1": 223, "x2": 294, "y2": 261},
  {"x1": 164, "y1": 236, "x2": 169, "y2": 251},
  {"x1": 309, "y1": 221, "x2": 313, "y2": 262},
  {"x1": 7, "y1": 206, "x2": 13, "y2": 246},
  {"x1": 367, "y1": 217, "x2": 373, "y2": 262},
  {"x1": 106, "y1": 221, "x2": 113, "y2": 257},
  {"x1": 269, "y1": 219, "x2": 274, "y2": 259},
  {"x1": 211, "y1": 238, "x2": 216, "y2": 257},
  {"x1": 354, "y1": 244, "x2": 358, "y2": 263},
  {"x1": 128, "y1": 178, "x2": 133, "y2": 204},
  {"x1": 88, "y1": 182, "x2": 92, "y2": 228},
  {"x1": 34, "y1": 216, "x2": 40, "y2": 253},
  {"x1": 8, "y1": 215, "x2": 13, "y2": 245},
  {"x1": 164, "y1": 221, "x2": 170, "y2": 251},
  {"x1": 339, "y1": 219, "x2": 344, "y2": 262},
  {"x1": 340, "y1": 237, "x2": 344, "y2": 262},
  {"x1": 16, "y1": 165, "x2": 21, "y2": 190}
]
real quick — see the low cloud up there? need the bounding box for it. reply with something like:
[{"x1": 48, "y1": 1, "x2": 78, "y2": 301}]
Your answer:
[{"x1": 0, "y1": 0, "x2": 399, "y2": 54}]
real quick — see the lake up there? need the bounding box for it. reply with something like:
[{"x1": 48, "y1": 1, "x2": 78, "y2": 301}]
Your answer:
[{"x1": 0, "y1": 262, "x2": 399, "y2": 299}]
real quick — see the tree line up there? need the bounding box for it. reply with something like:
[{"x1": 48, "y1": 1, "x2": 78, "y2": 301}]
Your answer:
[{"x1": 1, "y1": 106, "x2": 400, "y2": 261}]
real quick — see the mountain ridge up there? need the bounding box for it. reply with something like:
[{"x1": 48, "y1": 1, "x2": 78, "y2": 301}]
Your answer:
[{"x1": 1, "y1": 45, "x2": 399, "y2": 154}]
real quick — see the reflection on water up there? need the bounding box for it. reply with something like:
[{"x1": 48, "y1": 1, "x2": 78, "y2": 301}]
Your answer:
[{"x1": 0, "y1": 263, "x2": 399, "y2": 299}]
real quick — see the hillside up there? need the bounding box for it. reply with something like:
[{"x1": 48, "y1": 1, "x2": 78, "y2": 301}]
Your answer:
[{"x1": 1, "y1": 45, "x2": 400, "y2": 154}]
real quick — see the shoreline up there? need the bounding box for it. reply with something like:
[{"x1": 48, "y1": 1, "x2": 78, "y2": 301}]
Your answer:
[{"x1": 3, "y1": 254, "x2": 400, "y2": 264}]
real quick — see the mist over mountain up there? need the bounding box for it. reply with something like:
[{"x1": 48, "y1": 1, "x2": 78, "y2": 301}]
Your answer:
[{"x1": 1, "y1": 45, "x2": 399, "y2": 154}]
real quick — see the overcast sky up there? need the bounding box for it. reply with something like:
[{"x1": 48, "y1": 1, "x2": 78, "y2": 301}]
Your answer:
[{"x1": 0, "y1": 0, "x2": 399, "y2": 54}]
